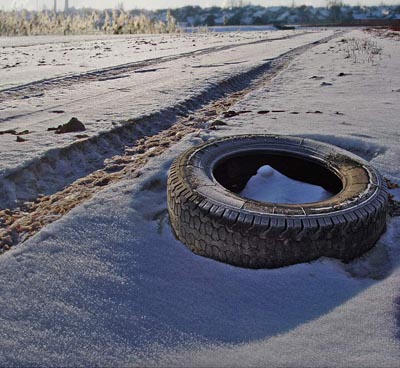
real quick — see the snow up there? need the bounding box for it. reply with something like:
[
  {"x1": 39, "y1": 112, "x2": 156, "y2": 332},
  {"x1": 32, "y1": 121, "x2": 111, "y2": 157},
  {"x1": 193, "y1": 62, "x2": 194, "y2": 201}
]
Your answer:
[
  {"x1": 0, "y1": 29, "x2": 399, "y2": 365},
  {"x1": 0, "y1": 29, "x2": 332, "y2": 207},
  {"x1": 0, "y1": 139, "x2": 398, "y2": 366},
  {"x1": 0, "y1": 30, "x2": 294, "y2": 89},
  {"x1": 240, "y1": 165, "x2": 332, "y2": 204}
]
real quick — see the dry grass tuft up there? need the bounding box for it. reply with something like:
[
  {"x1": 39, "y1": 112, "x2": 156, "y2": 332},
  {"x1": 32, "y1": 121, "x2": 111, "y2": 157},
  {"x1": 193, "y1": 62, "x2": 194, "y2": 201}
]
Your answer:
[{"x1": 0, "y1": 9, "x2": 178, "y2": 36}]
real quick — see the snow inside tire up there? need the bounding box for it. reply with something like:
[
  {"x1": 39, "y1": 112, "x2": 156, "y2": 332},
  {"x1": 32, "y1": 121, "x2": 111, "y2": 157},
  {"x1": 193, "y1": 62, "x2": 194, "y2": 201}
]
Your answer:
[{"x1": 167, "y1": 135, "x2": 388, "y2": 269}]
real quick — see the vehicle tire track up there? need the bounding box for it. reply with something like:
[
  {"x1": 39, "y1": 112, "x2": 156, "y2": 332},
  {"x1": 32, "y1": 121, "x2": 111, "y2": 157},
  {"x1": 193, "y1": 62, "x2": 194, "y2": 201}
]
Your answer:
[
  {"x1": 0, "y1": 32, "x2": 308, "y2": 99},
  {"x1": 0, "y1": 31, "x2": 346, "y2": 252}
]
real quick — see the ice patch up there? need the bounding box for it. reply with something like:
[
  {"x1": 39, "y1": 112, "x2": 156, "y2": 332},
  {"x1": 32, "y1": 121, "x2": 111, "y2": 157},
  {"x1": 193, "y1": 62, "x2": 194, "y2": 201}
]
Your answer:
[{"x1": 240, "y1": 165, "x2": 333, "y2": 204}]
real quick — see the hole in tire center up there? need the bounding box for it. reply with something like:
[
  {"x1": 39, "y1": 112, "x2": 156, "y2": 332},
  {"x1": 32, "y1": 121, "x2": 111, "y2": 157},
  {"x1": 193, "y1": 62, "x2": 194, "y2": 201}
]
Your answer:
[{"x1": 213, "y1": 152, "x2": 343, "y2": 204}]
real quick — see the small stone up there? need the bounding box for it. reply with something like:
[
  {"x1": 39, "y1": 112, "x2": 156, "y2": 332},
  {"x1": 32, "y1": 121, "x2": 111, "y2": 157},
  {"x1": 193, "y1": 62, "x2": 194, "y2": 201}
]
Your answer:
[
  {"x1": 16, "y1": 136, "x2": 27, "y2": 142},
  {"x1": 223, "y1": 110, "x2": 238, "y2": 118},
  {"x1": 209, "y1": 120, "x2": 227, "y2": 130},
  {"x1": 53, "y1": 117, "x2": 86, "y2": 134}
]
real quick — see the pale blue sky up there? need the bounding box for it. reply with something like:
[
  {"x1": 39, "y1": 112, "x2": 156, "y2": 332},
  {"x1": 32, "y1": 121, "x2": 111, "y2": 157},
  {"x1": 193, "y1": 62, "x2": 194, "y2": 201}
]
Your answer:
[{"x1": 2, "y1": 0, "x2": 399, "y2": 11}]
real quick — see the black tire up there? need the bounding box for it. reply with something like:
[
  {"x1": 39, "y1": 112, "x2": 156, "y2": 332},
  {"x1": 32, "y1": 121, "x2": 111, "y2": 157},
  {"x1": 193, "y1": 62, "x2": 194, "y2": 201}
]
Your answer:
[{"x1": 167, "y1": 135, "x2": 388, "y2": 269}]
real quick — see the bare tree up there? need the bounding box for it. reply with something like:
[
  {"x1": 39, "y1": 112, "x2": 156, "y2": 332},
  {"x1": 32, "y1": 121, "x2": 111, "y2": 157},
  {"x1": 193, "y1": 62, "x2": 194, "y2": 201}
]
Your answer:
[{"x1": 327, "y1": 0, "x2": 343, "y2": 23}]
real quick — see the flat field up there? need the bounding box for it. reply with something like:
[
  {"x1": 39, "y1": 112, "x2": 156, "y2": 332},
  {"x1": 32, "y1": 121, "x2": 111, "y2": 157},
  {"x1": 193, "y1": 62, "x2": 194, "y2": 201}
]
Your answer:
[{"x1": 0, "y1": 28, "x2": 399, "y2": 366}]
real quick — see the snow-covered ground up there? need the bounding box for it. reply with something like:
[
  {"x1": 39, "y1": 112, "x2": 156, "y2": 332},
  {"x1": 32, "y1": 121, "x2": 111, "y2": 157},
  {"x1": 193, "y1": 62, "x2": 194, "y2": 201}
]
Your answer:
[
  {"x1": 0, "y1": 29, "x2": 332, "y2": 207},
  {"x1": 0, "y1": 29, "x2": 399, "y2": 366},
  {"x1": 0, "y1": 30, "x2": 296, "y2": 89}
]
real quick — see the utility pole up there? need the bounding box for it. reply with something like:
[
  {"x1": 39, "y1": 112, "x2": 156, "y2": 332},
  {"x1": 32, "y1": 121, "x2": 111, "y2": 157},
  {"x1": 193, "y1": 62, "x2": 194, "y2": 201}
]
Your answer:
[
  {"x1": 64, "y1": 0, "x2": 69, "y2": 12},
  {"x1": 54, "y1": 0, "x2": 57, "y2": 12}
]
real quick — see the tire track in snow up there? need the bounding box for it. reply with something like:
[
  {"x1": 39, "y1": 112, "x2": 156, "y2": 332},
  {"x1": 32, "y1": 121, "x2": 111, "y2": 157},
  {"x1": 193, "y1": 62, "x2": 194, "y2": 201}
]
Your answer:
[
  {"x1": 0, "y1": 32, "x2": 308, "y2": 99},
  {"x1": 0, "y1": 31, "x2": 347, "y2": 253}
]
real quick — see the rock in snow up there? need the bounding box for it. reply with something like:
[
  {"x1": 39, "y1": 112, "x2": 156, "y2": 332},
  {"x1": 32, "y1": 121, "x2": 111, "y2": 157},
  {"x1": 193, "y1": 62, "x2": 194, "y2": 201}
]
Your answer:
[{"x1": 50, "y1": 117, "x2": 86, "y2": 134}]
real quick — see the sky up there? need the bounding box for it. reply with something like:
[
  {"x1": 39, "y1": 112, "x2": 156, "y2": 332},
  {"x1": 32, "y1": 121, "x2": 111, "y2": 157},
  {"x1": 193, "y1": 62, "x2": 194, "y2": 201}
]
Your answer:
[{"x1": 1, "y1": 0, "x2": 399, "y2": 11}]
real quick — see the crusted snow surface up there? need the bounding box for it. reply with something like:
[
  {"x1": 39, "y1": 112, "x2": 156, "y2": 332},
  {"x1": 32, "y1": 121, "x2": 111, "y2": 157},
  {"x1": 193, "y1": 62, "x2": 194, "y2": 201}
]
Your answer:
[
  {"x1": 0, "y1": 29, "x2": 399, "y2": 366},
  {"x1": 240, "y1": 165, "x2": 332, "y2": 204},
  {"x1": 0, "y1": 138, "x2": 398, "y2": 367},
  {"x1": 224, "y1": 30, "x2": 400, "y2": 180},
  {"x1": 0, "y1": 30, "x2": 332, "y2": 207},
  {"x1": 0, "y1": 30, "x2": 293, "y2": 89}
]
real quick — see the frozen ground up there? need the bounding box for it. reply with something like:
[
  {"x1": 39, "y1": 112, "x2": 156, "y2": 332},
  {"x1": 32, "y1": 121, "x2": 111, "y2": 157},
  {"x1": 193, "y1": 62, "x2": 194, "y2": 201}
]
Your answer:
[
  {"x1": 0, "y1": 29, "x2": 399, "y2": 366},
  {"x1": 0, "y1": 29, "x2": 333, "y2": 207},
  {"x1": 0, "y1": 30, "x2": 295, "y2": 89}
]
